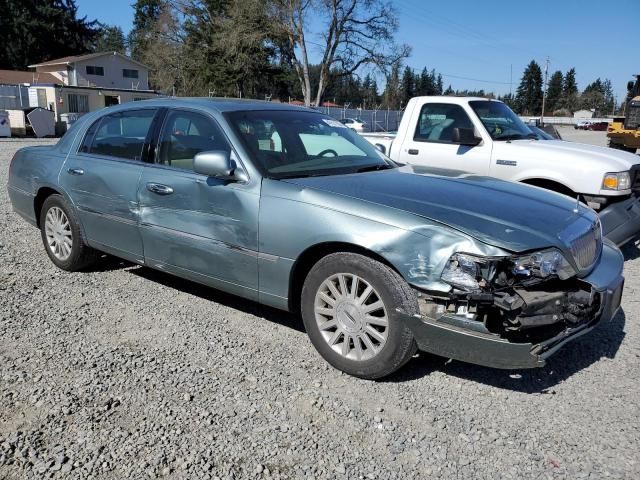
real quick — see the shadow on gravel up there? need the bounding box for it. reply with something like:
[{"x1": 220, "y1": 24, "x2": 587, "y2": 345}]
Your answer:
[
  {"x1": 621, "y1": 238, "x2": 640, "y2": 261},
  {"x1": 384, "y1": 310, "x2": 626, "y2": 392},
  {"x1": 127, "y1": 265, "x2": 305, "y2": 333},
  {"x1": 83, "y1": 254, "x2": 133, "y2": 272}
]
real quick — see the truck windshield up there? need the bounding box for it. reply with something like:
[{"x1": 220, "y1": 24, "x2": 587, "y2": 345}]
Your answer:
[
  {"x1": 469, "y1": 101, "x2": 536, "y2": 141},
  {"x1": 225, "y1": 110, "x2": 392, "y2": 179}
]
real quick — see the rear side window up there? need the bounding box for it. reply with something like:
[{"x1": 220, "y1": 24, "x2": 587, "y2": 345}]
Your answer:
[
  {"x1": 80, "y1": 109, "x2": 156, "y2": 161},
  {"x1": 414, "y1": 103, "x2": 474, "y2": 143}
]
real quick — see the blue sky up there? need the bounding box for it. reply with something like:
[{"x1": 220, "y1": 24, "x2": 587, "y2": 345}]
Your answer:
[{"x1": 77, "y1": 0, "x2": 639, "y2": 100}]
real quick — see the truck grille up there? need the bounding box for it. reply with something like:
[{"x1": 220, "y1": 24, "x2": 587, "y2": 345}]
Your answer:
[
  {"x1": 631, "y1": 166, "x2": 640, "y2": 194},
  {"x1": 566, "y1": 220, "x2": 602, "y2": 271}
]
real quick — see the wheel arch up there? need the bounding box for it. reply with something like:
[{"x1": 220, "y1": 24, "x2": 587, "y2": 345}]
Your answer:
[
  {"x1": 519, "y1": 177, "x2": 576, "y2": 198},
  {"x1": 34, "y1": 186, "x2": 63, "y2": 228},
  {"x1": 287, "y1": 241, "x2": 403, "y2": 313}
]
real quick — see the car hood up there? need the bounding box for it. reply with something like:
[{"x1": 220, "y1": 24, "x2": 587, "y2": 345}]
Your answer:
[
  {"x1": 495, "y1": 139, "x2": 640, "y2": 170},
  {"x1": 283, "y1": 167, "x2": 598, "y2": 252}
]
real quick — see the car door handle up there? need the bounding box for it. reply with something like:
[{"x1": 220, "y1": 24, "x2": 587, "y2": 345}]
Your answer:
[
  {"x1": 146, "y1": 183, "x2": 174, "y2": 195},
  {"x1": 408, "y1": 149, "x2": 419, "y2": 155},
  {"x1": 67, "y1": 168, "x2": 84, "y2": 176}
]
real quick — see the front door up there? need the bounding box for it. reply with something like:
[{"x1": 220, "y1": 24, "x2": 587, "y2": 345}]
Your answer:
[
  {"x1": 60, "y1": 108, "x2": 159, "y2": 262},
  {"x1": 138, "y1": 108, "x2": 260, "y2": 299},
  {"x1": 397, "y1": 102, "x2": 492, "y2": 175}
]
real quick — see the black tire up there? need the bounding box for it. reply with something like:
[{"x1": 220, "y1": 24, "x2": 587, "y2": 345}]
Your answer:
[
  {"x1": 608, "y1": 139, "x2": 637, "y2": 154},
  {"x1": 39, "y1": 194, "x2": 97, "y2": 271},
  {"x1": 301, "y1": 252, "x2": 418, "y2": 380}
]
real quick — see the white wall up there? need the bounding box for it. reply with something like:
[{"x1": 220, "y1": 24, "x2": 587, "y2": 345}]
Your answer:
[{"x1": 72, "y1": 54, "x2": 149, "y2": 90}]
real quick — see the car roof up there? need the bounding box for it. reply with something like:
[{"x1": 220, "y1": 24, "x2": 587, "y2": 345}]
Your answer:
[{"x1": 107, "y1": 97, "x2": 317, "y2": 114}]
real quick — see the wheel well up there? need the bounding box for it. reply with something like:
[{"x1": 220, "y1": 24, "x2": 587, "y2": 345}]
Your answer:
[
  {"x1": 34, "y1": 187, "x2": 60, "y2": 227},
  {"x1": 287, "y1": 242, "x2": 399, "y2": 313},
  {"x1": 521, "y1": 178, "x2": 575, "y2": 198}
]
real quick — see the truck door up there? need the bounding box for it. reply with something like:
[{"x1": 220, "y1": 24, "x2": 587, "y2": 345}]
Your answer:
[{"x1": 396, "y1": 102, "x2": 492, "y2": 176}]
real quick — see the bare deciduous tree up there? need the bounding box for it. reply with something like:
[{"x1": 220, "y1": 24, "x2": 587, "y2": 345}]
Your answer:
[{"x1": 272, "y1": 0, "x2": 410, "y2": 106}]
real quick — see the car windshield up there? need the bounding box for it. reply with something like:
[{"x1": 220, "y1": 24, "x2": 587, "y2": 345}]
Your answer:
[
  {"x1": 226, "y1": 110, "x2": 391, "y2": 179},
  {"x1": 469, "y1": 101, "x2": 536, "y2": 141}
]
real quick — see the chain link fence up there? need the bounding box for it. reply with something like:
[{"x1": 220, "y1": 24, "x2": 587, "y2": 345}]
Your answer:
[{"x1": 313, "y1": 105, "x2": 405, "y2": 132}]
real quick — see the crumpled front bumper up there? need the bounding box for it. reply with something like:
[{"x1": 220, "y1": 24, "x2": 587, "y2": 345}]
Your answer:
[
  {"x1": 600, "y1": 193, "x2": 640, "y2": 246},
  {"x1": 398, "y1": 242, "x2": 625, "y2": 369}
]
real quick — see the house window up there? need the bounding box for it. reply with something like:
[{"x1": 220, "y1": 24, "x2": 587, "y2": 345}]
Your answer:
[
  {"x1": 86, "y1": 65, "x2": 104, "y2": 76},
  {"x1": 68, "y1": 93, "x2": 89, "y2": 113},
  {"x1": 123, "y1": 69, "x2": 139, "y2": 79}
]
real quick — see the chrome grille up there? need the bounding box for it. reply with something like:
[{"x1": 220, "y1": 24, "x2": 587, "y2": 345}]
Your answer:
[{"x1": 566, "y1": 219, "x2": 602, "y2": 271}]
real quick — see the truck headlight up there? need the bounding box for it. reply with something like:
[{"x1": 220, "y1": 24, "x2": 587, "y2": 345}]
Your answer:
[
  {"x1": 511, "y1": 249, "x2": 575, "y2": 280},
  {"x1": 602, "y1": 171, "x2": 631, "y2": 191}
]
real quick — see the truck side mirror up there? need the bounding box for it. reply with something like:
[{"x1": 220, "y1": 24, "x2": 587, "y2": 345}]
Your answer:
[{"x1": 452, "y1": 127, "x2": 482, "y2": 146}]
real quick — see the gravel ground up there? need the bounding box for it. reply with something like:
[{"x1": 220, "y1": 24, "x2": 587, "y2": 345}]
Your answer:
[
  {"x1": 1, "y1": 138, "x2": 640, "y2": 480},
  {"x1": 555, "y1": 126, "x2": 609, "y2": 147}
]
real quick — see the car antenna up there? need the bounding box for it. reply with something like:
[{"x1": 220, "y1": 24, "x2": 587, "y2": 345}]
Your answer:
[{"x1": 573, "y1": 195, "x2": 580, "y2": 213}]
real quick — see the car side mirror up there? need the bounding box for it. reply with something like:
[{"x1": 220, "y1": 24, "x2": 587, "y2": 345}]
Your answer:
[
  {"x1": 374, "y1": 143, "x2": 386, "y2": 154},
  {"x1": 193, "y1": 150, "x2": 246, "y2": 181},
  {"x1": 451, "y1": 127, "x2": 482, "y2": 146}
]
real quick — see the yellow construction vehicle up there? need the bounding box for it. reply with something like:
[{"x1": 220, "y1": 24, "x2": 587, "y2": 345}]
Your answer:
[{"x1": 607, "y1": 75, "x2": 640, "y2": 153}]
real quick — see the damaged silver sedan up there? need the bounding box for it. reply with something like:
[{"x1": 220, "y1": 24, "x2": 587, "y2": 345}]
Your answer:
[{"x1": 7, "y1": 99, "x2": 625, "y2": 379}]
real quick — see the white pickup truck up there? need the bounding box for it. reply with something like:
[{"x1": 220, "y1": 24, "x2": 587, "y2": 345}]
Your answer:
[{"x1": 362, "y1": 96, "x2": 640, "y2": 245}]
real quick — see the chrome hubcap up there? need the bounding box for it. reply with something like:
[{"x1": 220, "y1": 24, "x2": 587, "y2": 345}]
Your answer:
[
  {"x1": 44, "y1": 206, "x2": 72, "y2": 261},
  {"x1": 314, "y1": 273, "x2": 389, "y2": 361}
]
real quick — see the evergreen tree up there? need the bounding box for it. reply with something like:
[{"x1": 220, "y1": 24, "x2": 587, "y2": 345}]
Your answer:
[
  {"x1": 417, "y1": 67, "x2": 433, "y2": 96},
  {"x1": 545, "y1": 70, "x2": 563, "y2": 113},
  {"x1": 128, "y1": 0, "x2": 165, "y2": 61},
  {"x1": 435, "y1": 73, "x2": 443, "y2": 95},
  {"x1": 94, "y1": 25, "x2": 126, "y2": 54},
  {"x1": 561, "y1": 67, "x2": 579, "y2": 112},
  {"x1": 0, "y1": 0, "x2": 99, "y2": 70},
  {"x1": 382, "y1": 62, "x2": 401, "y2": 109},
  {"x1": 515, "y1": 60, "x2": 543, "y2": 115},
  {"x1": 444, "y1": 84, "x2": 455, "y2": 95},
  {"x1": 400, "y1": 67, "x2": 415, "y2": 107}
]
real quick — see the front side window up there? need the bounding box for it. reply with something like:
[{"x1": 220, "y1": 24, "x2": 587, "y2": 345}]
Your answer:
[
  {"x1": 80, "y1": 109, "x2": 156, "y2": 161},
  {"x1": 414, "y1": 103, "x2": 474, "y2": 143},
  {"x1": 226, "y1": 110, "x2": 390, "y2": 179},
  {"x1": 123, "y1": 69, "x2": 139, "y2": 79},
  {"x1": 86, "y1": 65, "x2": 104, "y2": 76},
  {"x1": 157, "y1": 110, "x2": 230, "y2": 171},
  {"x1": 68, "y1": 93, "x2": 89, "y2": 113},
  {"x1": 469, "y1": 101, "x2": 535, "y2": 141}
]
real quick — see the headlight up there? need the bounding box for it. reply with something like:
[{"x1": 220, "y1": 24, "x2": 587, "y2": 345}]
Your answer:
[
  {"x1": 602, "y1": 171, "x2": 631, "y2": 191},
  {"x1": 441, "y1": 249, "x2": 576, "y2": 292},
  {"x1": 441, "y1": 253, "x2": 487, "y2": 291},
  {"x1": 511, "y1": 249, "x2": 575, "y2": 280}
]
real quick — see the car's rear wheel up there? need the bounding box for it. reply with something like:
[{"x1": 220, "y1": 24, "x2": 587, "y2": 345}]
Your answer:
[
  {"x1": 301, "y1": 252, "x2": 418, "y2": 379},
  {"x1": 40, "y1": 194, "x2": 97, "y2": 271}
]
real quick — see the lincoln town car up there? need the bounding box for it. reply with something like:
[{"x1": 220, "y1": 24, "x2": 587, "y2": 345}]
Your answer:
[{"x1": 7, "y1": 99, "x2": 625, "y2": 379}]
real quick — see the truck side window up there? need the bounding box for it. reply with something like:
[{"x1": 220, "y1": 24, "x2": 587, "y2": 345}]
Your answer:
[{"x1": 414, "y1": 104, "x2": 474, "y2": 144}]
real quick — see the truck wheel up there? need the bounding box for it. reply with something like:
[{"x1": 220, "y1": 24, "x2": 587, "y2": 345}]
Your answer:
[
  {"x1": 301, "y1": 252, "x2": 418, "y2": 379},
  {"x1": 40, "y1": 194, "x2": 97, "y2": 271},
  {"x1": 608, "y1": 140, "x2": 637, "y2": 153}
]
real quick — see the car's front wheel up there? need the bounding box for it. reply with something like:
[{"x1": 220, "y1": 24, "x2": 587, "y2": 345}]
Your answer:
[
  {"x1": 301, "y1": 252, "x2": 418, "y2": 379},
  {"x1": 40, "y1": 194, "x2": 97, "y2": 271}
]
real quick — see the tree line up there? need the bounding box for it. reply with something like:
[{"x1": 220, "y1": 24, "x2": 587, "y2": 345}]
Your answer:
[
  {"x1": 0, "y1": 1, "x2": 623, "y2": 115},
  {"x1": 505, "y1": 60, "x2": 618, "y2": 117}
]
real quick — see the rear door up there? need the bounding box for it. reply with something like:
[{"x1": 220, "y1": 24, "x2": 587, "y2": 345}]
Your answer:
[
  {"x1": 397, "y1": 102, "x2": 492, "y2": 175},
  {"x1": 60, "y1": 108, "x2": 159, "y2": 262},
  {"x1": 137, "y1": 108, "x2": 260, "y2": 299}
]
